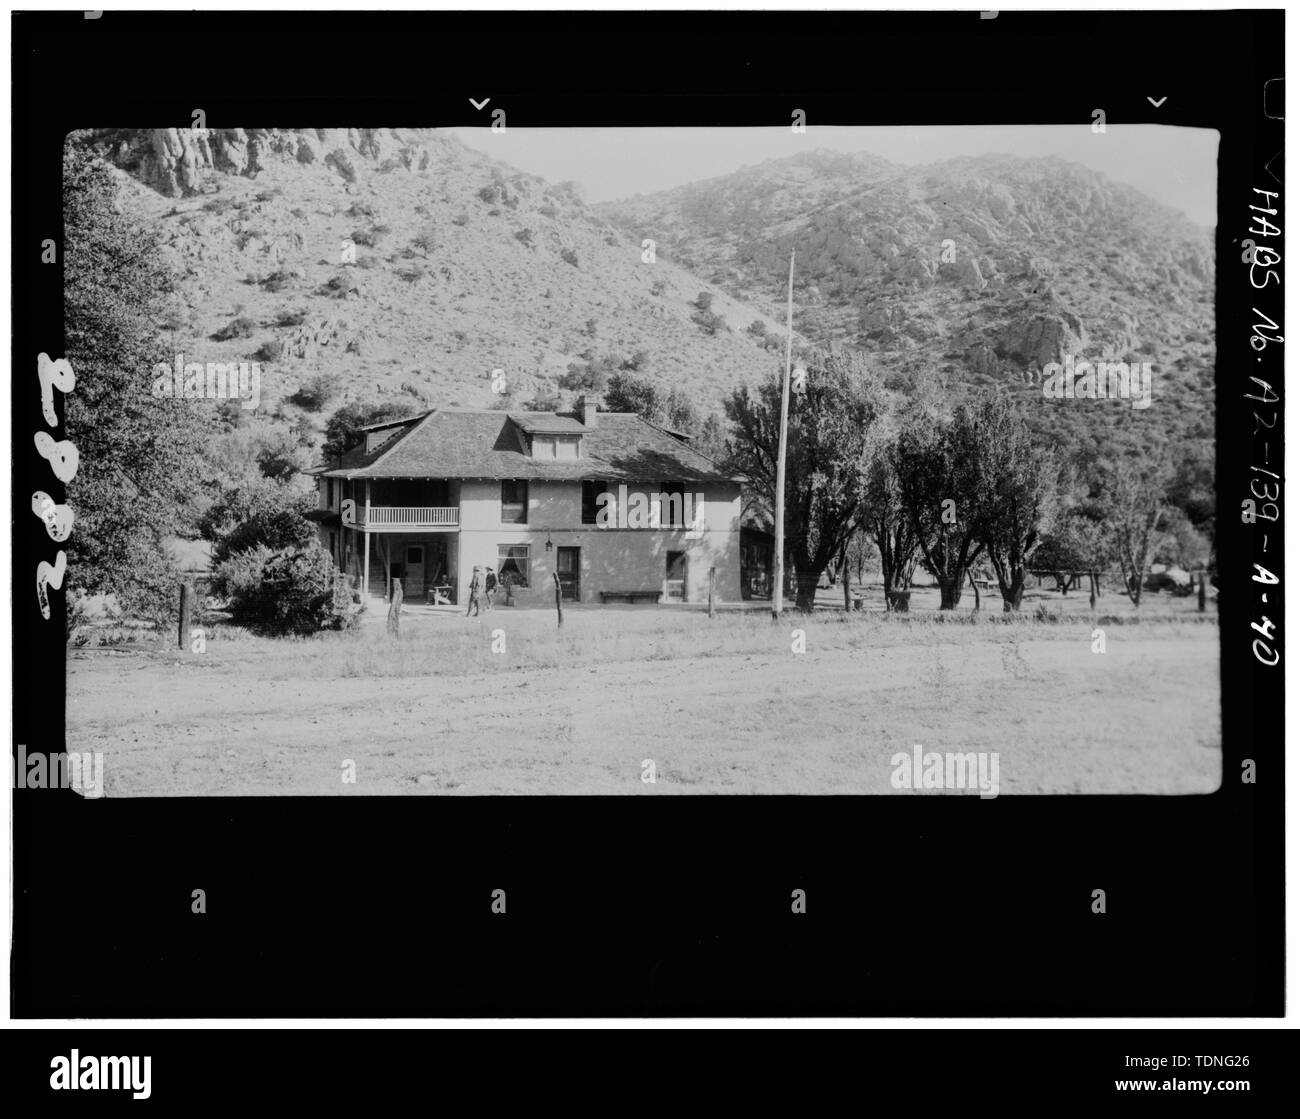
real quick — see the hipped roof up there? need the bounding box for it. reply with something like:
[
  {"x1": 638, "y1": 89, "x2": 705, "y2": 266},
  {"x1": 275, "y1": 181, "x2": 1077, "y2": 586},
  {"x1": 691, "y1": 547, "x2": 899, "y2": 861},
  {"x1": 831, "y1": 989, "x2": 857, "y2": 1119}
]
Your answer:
[{"x1": 309, "y1": 408, "x2": 739, "y2": 484}]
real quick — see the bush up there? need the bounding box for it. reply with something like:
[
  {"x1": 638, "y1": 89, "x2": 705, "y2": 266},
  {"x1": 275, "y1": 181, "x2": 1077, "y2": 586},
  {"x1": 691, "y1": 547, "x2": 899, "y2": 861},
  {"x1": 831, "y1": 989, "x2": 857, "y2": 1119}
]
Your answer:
[
  {"x1": 691, "y1": 309, "x2": 726, "y2": 336},
  {"x1": 514, "y1": 228, "x2": 534, "y2": 246},
  {"x1": 289, "y1": 371, "x2": 344, "y2": 411},
  {"x1": 747, "y1": 319, "x2": 768, "y2": 338},
  {"x1": 202, "y1": 480, "x2": 316, "y2": 565},
  {"x1": 560, "y1": 247, "x2": 579, "y2": 268},
  {"x1": 254, "y1": 339, "x2": 285, "y2": 361},
  {"x1": 211, "y1": 544, "x2": 274, "y2": 609},
  {"x1": 694, "y1": 291, "x2": 714, "y2": 312},
  {"x1": 322, "y1": 273, "x2": 358, "y2": 299},
  {"x1": 211, "y1": 315, "x2": 258, "y2": 341},
  {"x1": 412, "y1": 228, "x2": 438, "y2": 256},
  {"x1": 216, "y1": 544, "x2": 355, "y2": 635},
  {"x1": 650, "y1": 276, "x2": 667, "y2": 297}
]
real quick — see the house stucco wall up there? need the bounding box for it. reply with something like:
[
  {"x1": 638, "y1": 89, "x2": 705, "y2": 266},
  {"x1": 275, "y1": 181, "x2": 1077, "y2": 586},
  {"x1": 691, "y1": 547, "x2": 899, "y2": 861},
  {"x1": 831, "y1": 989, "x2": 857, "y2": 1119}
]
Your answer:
[{"x1": 456, "y1": 479, "x2": 741, "y2": 606}]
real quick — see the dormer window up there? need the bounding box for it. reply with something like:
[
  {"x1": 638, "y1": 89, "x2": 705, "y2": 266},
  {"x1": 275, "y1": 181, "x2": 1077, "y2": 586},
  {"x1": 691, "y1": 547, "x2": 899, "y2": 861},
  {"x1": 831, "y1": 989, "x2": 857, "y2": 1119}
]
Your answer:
[{"x1": 531, "y1": 434, "x2": 581, "y2": 460}]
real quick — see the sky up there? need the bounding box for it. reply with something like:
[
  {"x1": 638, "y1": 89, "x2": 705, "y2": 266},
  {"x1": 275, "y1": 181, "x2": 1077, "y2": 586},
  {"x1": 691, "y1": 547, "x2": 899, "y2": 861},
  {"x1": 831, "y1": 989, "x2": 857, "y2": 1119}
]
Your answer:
[{"x1": 449, "y1": 124, "x2": 1219, "y2": 226}]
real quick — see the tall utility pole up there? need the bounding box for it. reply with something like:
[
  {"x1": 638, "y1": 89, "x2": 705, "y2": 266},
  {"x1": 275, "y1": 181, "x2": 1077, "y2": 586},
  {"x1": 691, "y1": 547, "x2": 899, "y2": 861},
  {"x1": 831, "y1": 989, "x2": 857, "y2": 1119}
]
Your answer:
[{"x1": 772, "y1": 248, "x2": 794, "y2": 620}]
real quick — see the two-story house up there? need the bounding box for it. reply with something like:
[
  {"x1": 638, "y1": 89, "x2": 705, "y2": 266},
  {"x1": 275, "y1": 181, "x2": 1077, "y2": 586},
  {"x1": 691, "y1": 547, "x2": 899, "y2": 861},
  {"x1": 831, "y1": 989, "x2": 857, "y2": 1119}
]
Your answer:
[{"x1": 307, "y1": 394, "x2": 744, "y2": 607}]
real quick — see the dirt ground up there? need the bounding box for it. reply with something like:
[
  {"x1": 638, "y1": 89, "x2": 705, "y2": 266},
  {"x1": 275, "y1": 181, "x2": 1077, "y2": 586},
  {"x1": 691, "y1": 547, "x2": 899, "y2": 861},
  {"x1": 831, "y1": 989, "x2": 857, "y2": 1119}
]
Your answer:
[{"x1": 66, "y1": 604, "x2": 1221, "y2": 796}]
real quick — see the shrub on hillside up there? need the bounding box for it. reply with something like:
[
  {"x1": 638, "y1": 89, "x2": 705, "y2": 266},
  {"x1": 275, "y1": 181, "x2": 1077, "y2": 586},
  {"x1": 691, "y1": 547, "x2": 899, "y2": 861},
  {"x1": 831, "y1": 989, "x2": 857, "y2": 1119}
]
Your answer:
[
  {"x1": 691, "y1": 309, "x2": 727, "y2": 336},
  {"x1": 322, "y1": 273, "x2": 358, "y2": 299},
  {"x1": 521, "y1": 388, "x2": 562, "y2": 411},
  {"x1": 560, "y1": 247, "x2": 579, "y2": 268},
  {"x1": 211, "y1": 315, "x2": 258, "y2": 341},
  {"x1": 412, "y1": 228, "x2": 438, "y2": 256},
  {"x1": 289, "y1": 371, "x2": 345, "y2": 411},
  {"x1": 254, "y1": 338, "x2": 285, "y2": 361}
]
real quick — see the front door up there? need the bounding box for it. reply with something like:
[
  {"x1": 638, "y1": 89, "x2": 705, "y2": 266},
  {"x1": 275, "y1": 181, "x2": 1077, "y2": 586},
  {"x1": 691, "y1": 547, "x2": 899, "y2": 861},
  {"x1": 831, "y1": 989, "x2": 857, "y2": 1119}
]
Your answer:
[
  {"x1": 666, "y1": 551, "x2": 687, "y2": 602},
  {"x1": 405, "y1": 544, "x2": 425, "y2": 600},
  {"x1": 556, "y1": 546, "x2": 580, "y2": 601}
]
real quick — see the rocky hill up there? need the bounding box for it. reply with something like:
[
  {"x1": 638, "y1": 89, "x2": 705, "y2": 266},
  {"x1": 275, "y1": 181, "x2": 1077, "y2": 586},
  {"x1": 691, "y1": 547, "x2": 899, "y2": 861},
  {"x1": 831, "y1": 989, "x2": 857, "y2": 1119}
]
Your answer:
[
  {"x1": 79, "y1": 127, "x2": 790, "y2": 438},
  {"x1": 598, "y1": 149, "x2": 1216, "y2": 465},
  {"x1": 80, "y1": 131, "x2": 1216, "y2": 485}
]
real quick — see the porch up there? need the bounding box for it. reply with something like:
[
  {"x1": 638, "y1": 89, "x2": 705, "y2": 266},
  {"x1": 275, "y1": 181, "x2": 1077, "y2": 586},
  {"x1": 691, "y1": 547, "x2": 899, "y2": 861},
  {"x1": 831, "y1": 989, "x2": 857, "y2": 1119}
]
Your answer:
[{"x1": 344, "y1": 528, "x2": 459, "y2": 605}]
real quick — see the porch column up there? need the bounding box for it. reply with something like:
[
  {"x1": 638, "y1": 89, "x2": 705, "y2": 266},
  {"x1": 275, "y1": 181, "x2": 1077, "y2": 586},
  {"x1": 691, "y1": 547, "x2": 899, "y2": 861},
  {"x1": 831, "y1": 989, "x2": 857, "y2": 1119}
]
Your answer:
[{"x1": 364, "y1": 481, "x2": 372, "y2": 597}]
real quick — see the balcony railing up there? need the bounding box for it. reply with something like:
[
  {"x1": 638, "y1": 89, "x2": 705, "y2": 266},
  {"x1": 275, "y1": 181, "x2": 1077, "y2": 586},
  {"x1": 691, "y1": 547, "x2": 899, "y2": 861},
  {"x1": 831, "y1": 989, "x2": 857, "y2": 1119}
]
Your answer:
[{"x1": 359, "y1": 506, "x2": 459, "y2": 527}]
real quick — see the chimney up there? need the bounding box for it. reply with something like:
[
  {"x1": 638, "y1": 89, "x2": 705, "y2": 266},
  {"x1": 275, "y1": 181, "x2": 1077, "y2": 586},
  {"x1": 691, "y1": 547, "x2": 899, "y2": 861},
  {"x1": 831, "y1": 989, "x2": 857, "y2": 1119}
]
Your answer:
[{"x1": 577, "y1": 393, "x2": 601, "y2": 427}]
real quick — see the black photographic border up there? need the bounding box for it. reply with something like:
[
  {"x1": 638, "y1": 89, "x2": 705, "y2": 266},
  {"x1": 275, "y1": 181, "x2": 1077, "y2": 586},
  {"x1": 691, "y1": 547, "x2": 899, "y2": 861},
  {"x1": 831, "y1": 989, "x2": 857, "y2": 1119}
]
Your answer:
[{"x1": 10, "y1": 8, "x2": 1283, "y2": 1018}]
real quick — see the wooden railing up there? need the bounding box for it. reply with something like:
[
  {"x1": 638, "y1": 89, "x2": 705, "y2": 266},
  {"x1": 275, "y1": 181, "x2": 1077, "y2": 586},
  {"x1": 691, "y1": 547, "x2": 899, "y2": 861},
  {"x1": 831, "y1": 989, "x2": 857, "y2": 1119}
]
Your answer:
[{"x1": 360, "y1": 506, "x2": 459, "y2": 527}]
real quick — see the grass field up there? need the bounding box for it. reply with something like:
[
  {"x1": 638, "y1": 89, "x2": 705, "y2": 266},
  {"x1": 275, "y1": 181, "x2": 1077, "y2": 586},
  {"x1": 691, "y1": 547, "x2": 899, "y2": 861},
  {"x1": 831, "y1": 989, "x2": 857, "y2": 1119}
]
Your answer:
[{"x1": 66, "y1": 585, "x2": 1221, "y2": 797}]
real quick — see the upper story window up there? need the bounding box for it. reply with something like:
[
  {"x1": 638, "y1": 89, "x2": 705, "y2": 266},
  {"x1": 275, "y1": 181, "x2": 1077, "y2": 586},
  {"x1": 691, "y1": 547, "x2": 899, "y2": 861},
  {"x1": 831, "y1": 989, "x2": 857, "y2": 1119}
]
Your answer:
[
  {"x1": 582, "y1": 480, "x2": 608, "y2": 524},
  {"x1": 501, "y1": 480, "x2": 528, "y2": 523},
  {"x1": 658, "y1": 482, "x2": 688, "y2": 526}
]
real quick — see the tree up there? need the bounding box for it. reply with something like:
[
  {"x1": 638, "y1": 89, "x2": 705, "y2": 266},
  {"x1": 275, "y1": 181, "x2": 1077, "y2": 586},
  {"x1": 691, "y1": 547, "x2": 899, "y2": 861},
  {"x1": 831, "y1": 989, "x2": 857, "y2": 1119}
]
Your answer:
[
  {"x1": 604, "y1": 371, "x2": 701, "y2": 434},
  {"x1": 863, "y1": 436, "x2": 921, "y2": 610},
  {"x1": 968, "y1": 395, "x2": 1059, "y2": 611},
  {"x1": 694, "y1": 413, "x2": 727, "y2": 463},
  {"x1": 1104, "y1": 458, "x2": 1174, "y2": 607},
  {"x1": 321, "y1": 400, "x2": 418, "y2": 464},
  {"x1": 61, "y1": 139, "x2": 209, "y2": 624},
  {"x1": 255, "y1": 433, "x2": 308, "y2": 482},
  {"x1": 199, "y1": 479, "x2": 316, "y2": 565},
  {"x1": 895, "y1": 413, "x2": 985, "y2": 610},
  {"x1": 603, "y1": 371, "x2": 661, "y2": 419},
  {"x1": 725, "y1": 349, "x2": 883, "y2": 610}
]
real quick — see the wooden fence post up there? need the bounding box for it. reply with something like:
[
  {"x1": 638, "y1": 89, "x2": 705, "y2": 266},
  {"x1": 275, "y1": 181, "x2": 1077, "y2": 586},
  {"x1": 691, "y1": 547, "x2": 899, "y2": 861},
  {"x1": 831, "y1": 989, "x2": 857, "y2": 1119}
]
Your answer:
[
  {"x1": 388, "y1": 578, "x2": 403, "y2": 636},
  {"x1": 708, "y1": 566, "x2": 716, "y2": 618},
  {"x1": 553, "y1": 571, "x2": 563, "y2": 627},
  {"x1": 178, "y1": 581, "x2": 192, "y2": 650}
]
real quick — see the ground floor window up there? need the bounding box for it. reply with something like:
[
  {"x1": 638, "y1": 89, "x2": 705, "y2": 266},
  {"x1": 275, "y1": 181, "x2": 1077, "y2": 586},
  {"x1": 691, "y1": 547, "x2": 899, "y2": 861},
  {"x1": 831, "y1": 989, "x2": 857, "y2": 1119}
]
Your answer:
[{"x1": 498, "y1": 544, "x2": 530, "y2": 588}]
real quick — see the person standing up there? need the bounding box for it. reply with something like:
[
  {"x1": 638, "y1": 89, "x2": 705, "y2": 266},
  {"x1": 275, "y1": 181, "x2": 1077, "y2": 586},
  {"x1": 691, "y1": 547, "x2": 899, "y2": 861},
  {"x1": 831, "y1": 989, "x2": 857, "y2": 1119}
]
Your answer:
[
  {"x1": 466, "y1": 565, "x2": 483, "y2": 617},
  {"x1": 484, "y1": 565, "x2": 498, "y2": 610}
]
